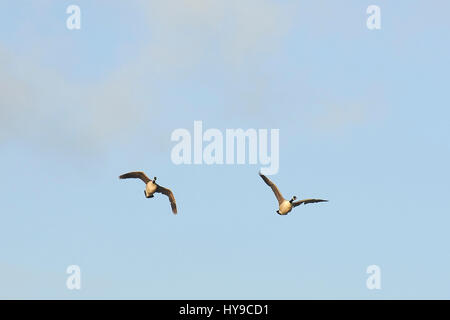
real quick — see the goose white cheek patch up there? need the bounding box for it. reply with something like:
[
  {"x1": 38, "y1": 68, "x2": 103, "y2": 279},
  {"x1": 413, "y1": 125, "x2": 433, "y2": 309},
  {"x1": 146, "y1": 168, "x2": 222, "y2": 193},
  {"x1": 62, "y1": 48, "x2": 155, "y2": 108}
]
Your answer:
[{"x1": 170, "y1": 121, "x2": 279, "y2": 175}]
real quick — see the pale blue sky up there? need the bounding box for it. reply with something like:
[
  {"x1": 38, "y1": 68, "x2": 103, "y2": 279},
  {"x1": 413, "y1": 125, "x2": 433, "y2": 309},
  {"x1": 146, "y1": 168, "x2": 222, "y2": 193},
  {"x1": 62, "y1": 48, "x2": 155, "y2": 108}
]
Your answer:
[{"x1": 0, "y1": 1, "x2": 449, "y2": 299}]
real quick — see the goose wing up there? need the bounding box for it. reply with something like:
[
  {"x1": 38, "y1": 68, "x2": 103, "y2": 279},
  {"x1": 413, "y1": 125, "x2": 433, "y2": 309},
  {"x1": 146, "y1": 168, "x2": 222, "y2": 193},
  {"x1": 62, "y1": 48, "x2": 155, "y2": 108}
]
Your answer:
[
  {"x1": 259, "y1": 172, "x2": 285, "y2": 205},
  {"x1": 292, "y1": 199, "x2": 328, "y2": 207},
  {"x1": 119, "y1": 171, "x2": 151, "y2": 184},
  {"x1": 156, "y1": 185, "x2": 177, "y2": 214}
]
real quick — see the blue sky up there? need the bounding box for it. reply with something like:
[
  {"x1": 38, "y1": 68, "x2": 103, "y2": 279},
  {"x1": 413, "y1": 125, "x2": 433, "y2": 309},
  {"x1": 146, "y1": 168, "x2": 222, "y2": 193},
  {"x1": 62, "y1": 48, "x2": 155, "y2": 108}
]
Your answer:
[{"x1": 0, "y1": 1, "x2": 449, "y2": 299}]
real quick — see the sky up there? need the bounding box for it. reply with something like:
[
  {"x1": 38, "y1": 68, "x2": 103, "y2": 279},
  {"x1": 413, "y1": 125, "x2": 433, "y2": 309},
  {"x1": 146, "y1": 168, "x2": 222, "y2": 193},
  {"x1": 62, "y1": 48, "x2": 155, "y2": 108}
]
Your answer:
[{"x1": 0, "y1": 0, "x2": 449, "y2": 299}]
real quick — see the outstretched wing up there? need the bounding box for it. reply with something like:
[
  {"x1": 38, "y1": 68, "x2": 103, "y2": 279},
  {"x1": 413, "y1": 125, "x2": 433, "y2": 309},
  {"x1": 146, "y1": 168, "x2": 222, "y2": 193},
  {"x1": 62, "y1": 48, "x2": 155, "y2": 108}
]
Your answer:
[
  {"x1": 292, "y1": 199, "x2": 328, "y2": 207},
  {"x1": 259, "y1": 172, "x2": 285, "y2": 205},
  {"x1": 119, "y1": 171, "x2": 151, "y2": 184},
  {"x1": 156, "y1": 185, "x2": 177, "y2": 214}
]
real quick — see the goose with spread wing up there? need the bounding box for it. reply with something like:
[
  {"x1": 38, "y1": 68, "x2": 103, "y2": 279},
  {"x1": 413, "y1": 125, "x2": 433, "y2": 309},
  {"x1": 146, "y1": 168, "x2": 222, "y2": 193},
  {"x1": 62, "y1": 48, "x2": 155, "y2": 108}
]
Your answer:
[
  {"x1": 119, "y1": 171, "x2": 177, "y2": 214},
  {"x1": 259, "y1": 172, "x2": 327, "y2": 215}
]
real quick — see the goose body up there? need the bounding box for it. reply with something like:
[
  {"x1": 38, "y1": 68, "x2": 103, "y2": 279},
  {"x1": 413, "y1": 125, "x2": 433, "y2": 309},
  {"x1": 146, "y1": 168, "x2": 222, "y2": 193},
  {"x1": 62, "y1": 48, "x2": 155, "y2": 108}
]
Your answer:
[
  {"x1": 278, "y1": 200, "x2": 293, "y2": 215},
  {"x1": 259, "y1": 172, "x2": 327, "y2": 215},
  {"x1": 145, "y1": 180, "x2": 158, "y2": 197},
  {"x1": 119, "y1": 171, "x2": 177, "y2": 214}
]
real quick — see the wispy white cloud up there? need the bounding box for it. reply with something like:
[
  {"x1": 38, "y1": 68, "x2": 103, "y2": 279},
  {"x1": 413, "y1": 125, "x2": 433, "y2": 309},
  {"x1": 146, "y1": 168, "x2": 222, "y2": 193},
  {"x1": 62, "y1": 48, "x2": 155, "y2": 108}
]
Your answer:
[
  {"x1": 0, "y1": 1, "x2": 386, "y2": 156},
  {"x1": 141, "y1": 0, "x2": 296, "y2": 66},
  {"x1": 0, "y1": 45, "x2": 146, "y2": 154},
  {"x1": 0, "y1": 1, "x2": 299, "y2": 153}
]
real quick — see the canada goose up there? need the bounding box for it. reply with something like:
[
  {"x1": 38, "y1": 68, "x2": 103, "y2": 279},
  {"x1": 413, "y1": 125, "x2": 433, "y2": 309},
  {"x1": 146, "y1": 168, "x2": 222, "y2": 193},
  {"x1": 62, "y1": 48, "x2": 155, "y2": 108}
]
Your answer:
[
  {"x1": 259, "y1": 172, "x2": 327, "y2": 215},
  {"x1": 119, "y1": 171, "x2": 177, "y2": 214}
]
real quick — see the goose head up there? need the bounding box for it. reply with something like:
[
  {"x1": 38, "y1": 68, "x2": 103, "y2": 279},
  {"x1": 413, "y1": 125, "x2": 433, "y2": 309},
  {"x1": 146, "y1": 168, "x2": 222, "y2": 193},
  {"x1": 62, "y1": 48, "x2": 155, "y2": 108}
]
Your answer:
[{"x1": 289, "y1": 196, "x2": 297, "y2": 203}]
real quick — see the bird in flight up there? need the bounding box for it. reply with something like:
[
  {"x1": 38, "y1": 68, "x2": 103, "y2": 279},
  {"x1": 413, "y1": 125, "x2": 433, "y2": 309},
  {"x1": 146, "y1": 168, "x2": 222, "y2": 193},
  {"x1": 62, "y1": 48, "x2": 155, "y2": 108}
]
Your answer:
[
  {"x1": 259, "y1": 172, "x2": 327, "y2": 215},
  {"x1": 119, "y1": 171, "x2": 177, "y2": 214}
]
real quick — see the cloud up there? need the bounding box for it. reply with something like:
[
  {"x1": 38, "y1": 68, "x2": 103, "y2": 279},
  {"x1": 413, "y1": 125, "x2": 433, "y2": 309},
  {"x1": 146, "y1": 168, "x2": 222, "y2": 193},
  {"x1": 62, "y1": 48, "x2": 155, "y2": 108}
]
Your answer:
[
  {"x1": 0, "y1": 44, "x2": 148, "y2": 155},
  {"x1": 141, "y1": 0, "x2": 296, "y2": 65},
  {"x1": 0, "y1": 48, "x2": 39, "y2": 141},
  {"x1": 0, "y1": 1, "x2": 386, "y2": 157},
  {"x1": 312, "y1": 102, "x2": 374, "y2": 133},
  {"x1": 307, "y1": 86, "x2": 388, "y2": 136},
  {"x1": 0, "y1": 1, "x2": 300, "y2": 155}
]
